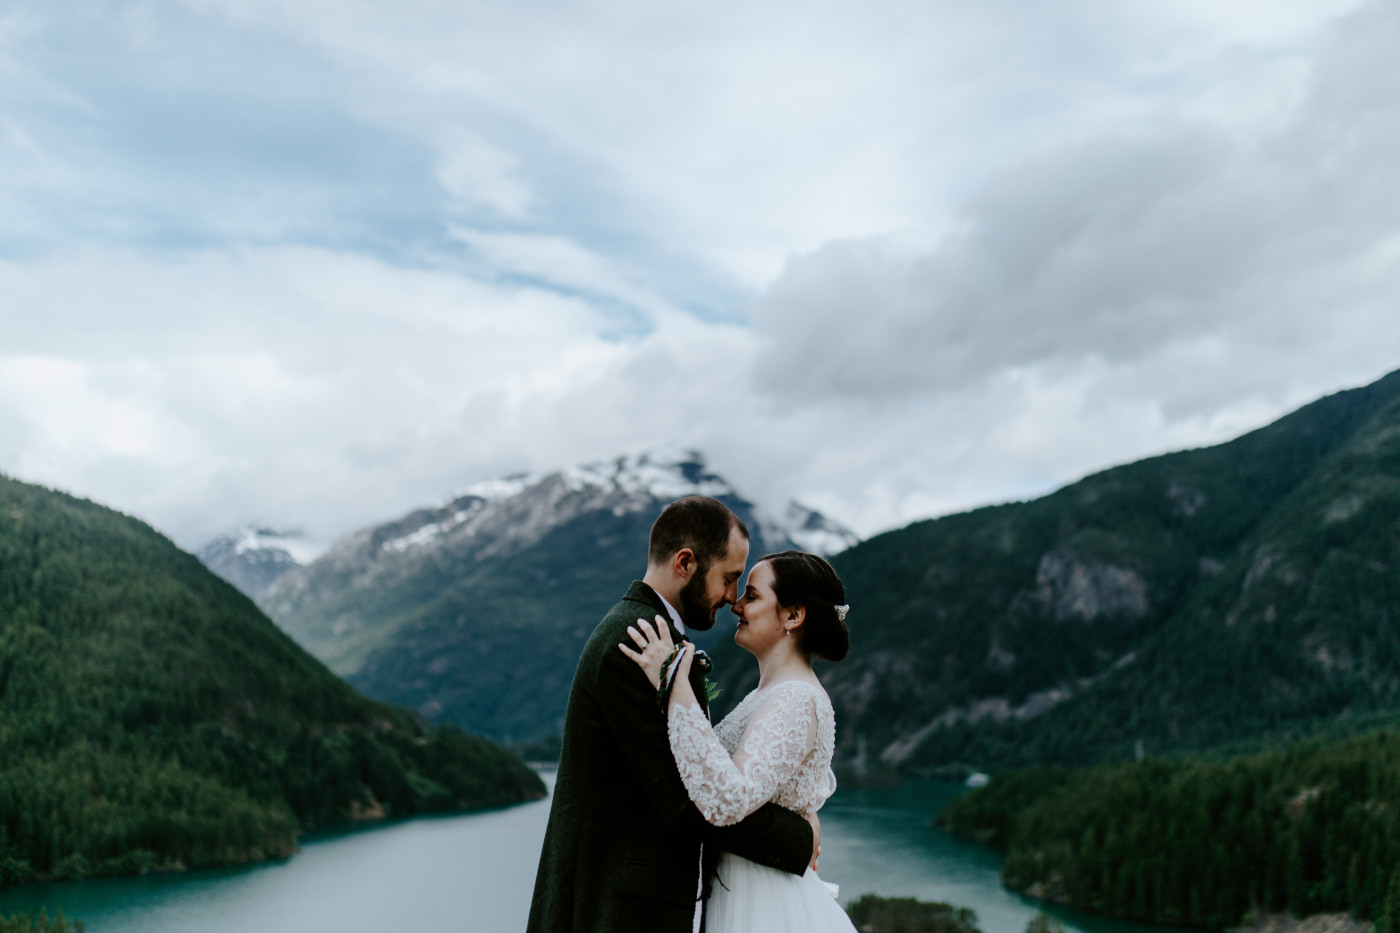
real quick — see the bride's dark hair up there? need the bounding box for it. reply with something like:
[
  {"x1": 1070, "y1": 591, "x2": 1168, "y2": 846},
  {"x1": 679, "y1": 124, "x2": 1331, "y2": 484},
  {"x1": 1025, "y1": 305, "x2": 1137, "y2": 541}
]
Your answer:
[{"x1": 761, "y1": 550, "x2": 850, "y2": 662}]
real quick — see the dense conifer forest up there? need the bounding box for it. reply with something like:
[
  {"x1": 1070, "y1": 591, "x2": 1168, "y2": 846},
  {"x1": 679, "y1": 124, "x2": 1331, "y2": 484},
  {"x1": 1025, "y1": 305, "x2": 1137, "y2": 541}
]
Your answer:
[
  {"x1": 0, "y1": 474, "x2": 544, "y2": 883},
  {"x1": 941, "y1": 728, "x2": 1400, "y2": 929}
]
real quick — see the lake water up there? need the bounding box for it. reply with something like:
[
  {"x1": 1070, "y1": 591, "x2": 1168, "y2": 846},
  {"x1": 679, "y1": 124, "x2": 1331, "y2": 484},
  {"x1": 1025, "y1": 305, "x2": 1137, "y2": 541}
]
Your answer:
[{"x1": 0, "y1": 772, "x2": 1166, "y2": 933}]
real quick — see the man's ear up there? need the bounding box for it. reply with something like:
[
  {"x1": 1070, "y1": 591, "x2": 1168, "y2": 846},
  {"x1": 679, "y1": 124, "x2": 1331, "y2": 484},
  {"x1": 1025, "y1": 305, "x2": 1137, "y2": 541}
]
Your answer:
[{"x1": 674, "y1": 547, "x2": 697, "y2": 579}]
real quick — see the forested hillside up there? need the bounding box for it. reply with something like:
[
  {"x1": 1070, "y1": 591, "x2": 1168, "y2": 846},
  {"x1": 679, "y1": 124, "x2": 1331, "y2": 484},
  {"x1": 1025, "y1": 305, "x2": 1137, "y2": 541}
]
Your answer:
[
  {"x1": 0, "y1": 475, "x2": 543, "y2": 883},
  {"x1": 799, "y1": 368, "x2": 1400, "y2": 774},
  {"x1": 940, "y1": 726, "x2": 1400, "y2": 929}
]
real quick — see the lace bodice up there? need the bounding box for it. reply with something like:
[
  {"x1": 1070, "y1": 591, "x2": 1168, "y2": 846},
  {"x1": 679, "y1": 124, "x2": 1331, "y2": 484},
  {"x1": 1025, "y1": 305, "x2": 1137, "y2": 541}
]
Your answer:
[{"x1": 668, "y1": 680, "x2": 838, "y2": 827}]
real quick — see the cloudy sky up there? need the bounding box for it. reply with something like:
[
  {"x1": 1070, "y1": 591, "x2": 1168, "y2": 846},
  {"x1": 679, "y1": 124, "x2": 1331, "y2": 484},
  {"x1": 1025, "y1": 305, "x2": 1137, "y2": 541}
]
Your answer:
[{"x1": 3, "y1": 0, "x2": 1399, "y2": 554}]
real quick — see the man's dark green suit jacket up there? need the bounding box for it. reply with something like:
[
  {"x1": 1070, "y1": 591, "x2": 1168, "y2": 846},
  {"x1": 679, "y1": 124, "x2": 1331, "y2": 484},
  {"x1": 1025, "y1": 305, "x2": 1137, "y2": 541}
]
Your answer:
[{"x1": 527, "y1": 580, "x2": 813, "y2": 932}]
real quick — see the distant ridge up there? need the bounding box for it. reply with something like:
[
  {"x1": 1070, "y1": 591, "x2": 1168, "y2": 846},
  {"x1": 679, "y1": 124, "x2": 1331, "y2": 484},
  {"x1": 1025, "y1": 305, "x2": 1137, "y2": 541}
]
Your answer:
[
  {"x1": 197, "y1": 525, "x2": 308, "y2": 598},
  {"x1": 259, "y1": 449, "x2": 857, "y2": 745},
  {"x1": 815, "y1": 367, "x2": 1400, "y2": 775},
  {"x1": 0, "y1": 475, "x2": 543, "y2": 883}
]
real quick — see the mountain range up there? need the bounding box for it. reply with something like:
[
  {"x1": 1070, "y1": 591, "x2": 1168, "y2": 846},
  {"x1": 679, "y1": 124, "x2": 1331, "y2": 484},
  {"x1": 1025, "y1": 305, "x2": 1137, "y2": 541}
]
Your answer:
[
  {"x1": 252, "y1": 449, "x2": 857, "y2": 746},
  {"x1": 227, "y1": 368, "x2": 1400, "y2": 776}
]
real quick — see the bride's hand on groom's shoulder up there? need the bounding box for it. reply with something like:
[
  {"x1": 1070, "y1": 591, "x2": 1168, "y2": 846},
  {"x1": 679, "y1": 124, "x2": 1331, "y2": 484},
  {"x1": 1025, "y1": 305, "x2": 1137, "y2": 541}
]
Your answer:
[{"x1": 618, "y1": 614, "x2": 674, "y2": 690}]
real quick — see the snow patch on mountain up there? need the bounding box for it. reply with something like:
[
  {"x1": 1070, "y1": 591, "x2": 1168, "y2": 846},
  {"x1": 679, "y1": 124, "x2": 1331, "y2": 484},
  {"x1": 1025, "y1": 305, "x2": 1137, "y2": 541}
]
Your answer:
[
  {"x1": 198, "y1": 525, "x2": 310, "y2": 598},
  {"x1": 225, "y1": 526, "x2": 319, "y2": 564},
  {"x1": 446, "y1": 473, "x2": 537, "y2": 505},
  {"x1": 559, "y1": 448, "x2": 733, "y2": 500},
  {"x1": 374, "y1": 451, "x2": 854, "y2": 562},
  {"x1": 768, "y1": 502, "x2": 861, "y2": 557},
  {"x1": 382, "y1": 500, "x2": 489, "y2": 554},
  {"x1": 382, "y1": 450, "x2": 738, "y2": 557}
]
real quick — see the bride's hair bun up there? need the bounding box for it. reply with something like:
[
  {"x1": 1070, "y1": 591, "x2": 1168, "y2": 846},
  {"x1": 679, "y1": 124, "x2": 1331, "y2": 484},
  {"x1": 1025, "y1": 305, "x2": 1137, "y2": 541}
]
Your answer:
[{"x1": 761, "y1": 550, "x2": 850, "y2": 662}]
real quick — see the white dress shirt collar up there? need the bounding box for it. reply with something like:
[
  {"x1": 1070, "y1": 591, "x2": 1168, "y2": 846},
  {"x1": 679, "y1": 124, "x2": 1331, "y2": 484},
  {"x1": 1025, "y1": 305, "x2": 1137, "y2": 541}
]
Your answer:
[{"x1": 655, "y1": 591, "x2": 686, "y2": 636}]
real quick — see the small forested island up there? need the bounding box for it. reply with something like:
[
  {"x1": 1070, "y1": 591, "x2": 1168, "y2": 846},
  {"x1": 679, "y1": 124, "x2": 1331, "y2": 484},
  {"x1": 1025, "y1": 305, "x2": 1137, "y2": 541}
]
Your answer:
[
  {"x1": 940, "y1": 728, "x2": 1400, "y2": 930},
  {"x1": 0, "y1": 475, "x2": 544, "y2": 884},
  {"x1": 844, "y1": 894, "x2": 984, "y2": 933}
]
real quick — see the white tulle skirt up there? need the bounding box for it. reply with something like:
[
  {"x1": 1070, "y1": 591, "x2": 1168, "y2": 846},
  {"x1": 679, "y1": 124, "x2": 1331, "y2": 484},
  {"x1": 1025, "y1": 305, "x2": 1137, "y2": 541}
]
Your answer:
[{"x1": 704, "y1": 851, "x2": 857, "y2": 933}]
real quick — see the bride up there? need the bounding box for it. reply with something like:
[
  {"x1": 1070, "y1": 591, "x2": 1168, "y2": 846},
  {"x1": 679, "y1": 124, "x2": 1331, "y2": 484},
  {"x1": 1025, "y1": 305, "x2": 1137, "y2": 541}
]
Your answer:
[{"x1": 620, "y1": 549, "x2": 857, "y2": 933}]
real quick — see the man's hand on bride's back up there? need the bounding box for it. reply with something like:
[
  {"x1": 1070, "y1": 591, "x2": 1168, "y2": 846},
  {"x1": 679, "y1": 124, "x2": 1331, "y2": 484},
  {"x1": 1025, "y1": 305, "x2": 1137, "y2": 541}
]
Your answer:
[
  {"x1": 618, "y1": 614, "x2": 675, "y2": 690},
  {"x1": 807, "y1": 811, "x2": 821, "y2": 871}
]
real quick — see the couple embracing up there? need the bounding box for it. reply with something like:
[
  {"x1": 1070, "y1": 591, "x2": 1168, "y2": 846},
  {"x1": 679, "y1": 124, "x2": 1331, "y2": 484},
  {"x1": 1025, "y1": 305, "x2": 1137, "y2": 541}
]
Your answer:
[{"x1": 528, "y1": 495, "x2": 856, "y2": 933}]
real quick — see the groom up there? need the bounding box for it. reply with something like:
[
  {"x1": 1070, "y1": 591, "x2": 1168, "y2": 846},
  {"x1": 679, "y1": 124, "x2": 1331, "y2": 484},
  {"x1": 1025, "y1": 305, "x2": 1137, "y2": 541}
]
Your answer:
[{"x1": 527, "y1": 495, "x2": 817, "y2": 933}]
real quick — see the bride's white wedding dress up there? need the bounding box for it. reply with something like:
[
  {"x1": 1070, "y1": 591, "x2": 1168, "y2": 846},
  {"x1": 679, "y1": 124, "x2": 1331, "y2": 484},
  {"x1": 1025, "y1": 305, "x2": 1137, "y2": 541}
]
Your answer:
[{"x1": 669, "y1": 679, "x2": 858, "y2": 933}]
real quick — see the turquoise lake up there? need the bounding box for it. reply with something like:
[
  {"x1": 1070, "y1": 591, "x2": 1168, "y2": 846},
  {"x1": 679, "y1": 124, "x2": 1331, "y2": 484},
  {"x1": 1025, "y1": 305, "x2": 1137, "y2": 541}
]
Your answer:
[{"x1": 0, "y1": 772, "x2": 1173, "y2": 933}]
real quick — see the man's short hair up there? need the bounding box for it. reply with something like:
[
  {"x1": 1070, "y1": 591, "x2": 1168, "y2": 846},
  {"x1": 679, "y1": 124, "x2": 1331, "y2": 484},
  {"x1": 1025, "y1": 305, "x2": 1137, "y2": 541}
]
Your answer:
[{"x1": 648, "y1": 496, "x2": 749, "y2": 569}]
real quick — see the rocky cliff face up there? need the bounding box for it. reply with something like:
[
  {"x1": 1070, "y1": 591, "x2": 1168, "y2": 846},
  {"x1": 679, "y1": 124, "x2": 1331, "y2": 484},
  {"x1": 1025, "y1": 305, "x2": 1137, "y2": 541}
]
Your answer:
[{"x1": 1033, "y1": 549, "x2": 1150, "y2": 622}]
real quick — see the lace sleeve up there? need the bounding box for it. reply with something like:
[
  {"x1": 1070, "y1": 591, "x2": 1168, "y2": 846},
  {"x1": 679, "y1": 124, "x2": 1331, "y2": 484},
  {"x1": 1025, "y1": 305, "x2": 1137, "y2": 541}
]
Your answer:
[{"x1": 668, "y1": 682, "x2": 819, "y2": 827}]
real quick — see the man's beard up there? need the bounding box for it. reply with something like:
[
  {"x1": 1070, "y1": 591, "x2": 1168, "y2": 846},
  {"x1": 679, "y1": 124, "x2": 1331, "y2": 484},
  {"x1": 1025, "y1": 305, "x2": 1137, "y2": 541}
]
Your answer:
[{"x1": 678, "y1": 564, "x2": 718, "y2": 631}]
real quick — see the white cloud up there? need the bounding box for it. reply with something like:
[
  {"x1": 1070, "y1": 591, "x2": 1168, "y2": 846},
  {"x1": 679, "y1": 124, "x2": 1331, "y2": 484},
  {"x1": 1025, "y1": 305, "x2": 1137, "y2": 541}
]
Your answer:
[
  {"x1": 749, "y1": 0, "x2": 1400, "y2": 412},
  {"x1": 1, "y1": 0, "x2": 1397, "y2": 559},
  {"x1": 0, "y1": 245, "x2": 629, "y2": 547},
  {"x1": 434, "y1": 132, "x2": 533, "y2": 218},
  {"x1": 450, "y1": 228, "x2": 690, "y2": 331},
  {"x1": 170, "y1": 0, "x2": 1368, "y2": 287},
  {"x1": 0, "y1": 357, "x2": 178, "y2": 462}
]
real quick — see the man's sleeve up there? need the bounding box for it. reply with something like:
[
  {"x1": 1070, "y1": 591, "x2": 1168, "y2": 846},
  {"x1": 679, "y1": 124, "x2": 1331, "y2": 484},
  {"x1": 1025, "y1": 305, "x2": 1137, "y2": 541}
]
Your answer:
[
  {"x1": 699, "y1": 805, "x2": 812, "y2": 875},
  {"x1": 594, "y1": 623, "x2": 814, "y2": 876}
]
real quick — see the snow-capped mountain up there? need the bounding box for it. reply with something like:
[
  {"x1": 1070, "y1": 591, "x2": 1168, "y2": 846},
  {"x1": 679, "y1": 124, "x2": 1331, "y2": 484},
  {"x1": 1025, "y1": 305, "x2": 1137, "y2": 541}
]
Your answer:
[
  {"x1": 759, "y1": 501, "x2": 861, "y2": 558},
  {"x1": 197, "y1": 526, "x2": 309, "y2": 598},
  {"x1": 257, "y1": 449, "x2": 857, "y2": 745},
  {"x1": 369, "y1": 448, "x2": 855, "y2": 563}
]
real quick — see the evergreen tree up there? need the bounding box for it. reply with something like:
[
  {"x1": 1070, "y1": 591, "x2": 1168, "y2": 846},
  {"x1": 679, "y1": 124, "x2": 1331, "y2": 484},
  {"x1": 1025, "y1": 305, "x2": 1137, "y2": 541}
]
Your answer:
[
  {"x1": 1383, "y1": 865, "x2": 1400, "y2": 933},
  {"x1": 1287, "y1": 834, "x2": 1308, "y2": 917},
  {"x1": 1025, "y1": 913, "x2": 1065, "y2": 933},
  {"x1": 0, "y1": 910, "x2": 83, "y2": 933}
]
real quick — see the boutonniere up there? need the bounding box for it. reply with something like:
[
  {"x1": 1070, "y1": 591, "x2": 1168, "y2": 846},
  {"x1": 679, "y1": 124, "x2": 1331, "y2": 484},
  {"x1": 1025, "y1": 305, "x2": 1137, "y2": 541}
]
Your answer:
[{"x1": 658, "y1": 646, "x2": 721, "y2": 707}]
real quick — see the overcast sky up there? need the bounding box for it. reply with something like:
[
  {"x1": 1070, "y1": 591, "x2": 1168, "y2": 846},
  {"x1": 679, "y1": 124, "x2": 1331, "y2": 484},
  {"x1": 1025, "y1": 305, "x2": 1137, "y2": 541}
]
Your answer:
[{"x1": 3, "y1": 0, "x2": 1399, "y2": 554}]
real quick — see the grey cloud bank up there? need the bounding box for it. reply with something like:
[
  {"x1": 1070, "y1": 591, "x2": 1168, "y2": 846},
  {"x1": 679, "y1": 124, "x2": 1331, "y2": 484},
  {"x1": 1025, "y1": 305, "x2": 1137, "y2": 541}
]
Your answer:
[
  {"x1": 755, "y1": 0, "x2": 1400, "y2": 402},
  {"x1": 0, "y1": 0, "x2": 1397, "y2": 553}
]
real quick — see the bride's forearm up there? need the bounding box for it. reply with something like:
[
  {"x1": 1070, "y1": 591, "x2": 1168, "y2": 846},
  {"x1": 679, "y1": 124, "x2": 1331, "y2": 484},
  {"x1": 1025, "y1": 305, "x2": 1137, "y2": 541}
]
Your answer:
[{"x1": 668, "y1": 673, "x2": 699, "y2": 712}]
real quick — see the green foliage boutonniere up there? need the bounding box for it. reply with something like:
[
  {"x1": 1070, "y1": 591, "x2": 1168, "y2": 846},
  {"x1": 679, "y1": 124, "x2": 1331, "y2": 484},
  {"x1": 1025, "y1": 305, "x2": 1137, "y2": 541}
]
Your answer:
[{"x1": 658, "y1": 646, "x2": 721, "y2": 708}]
